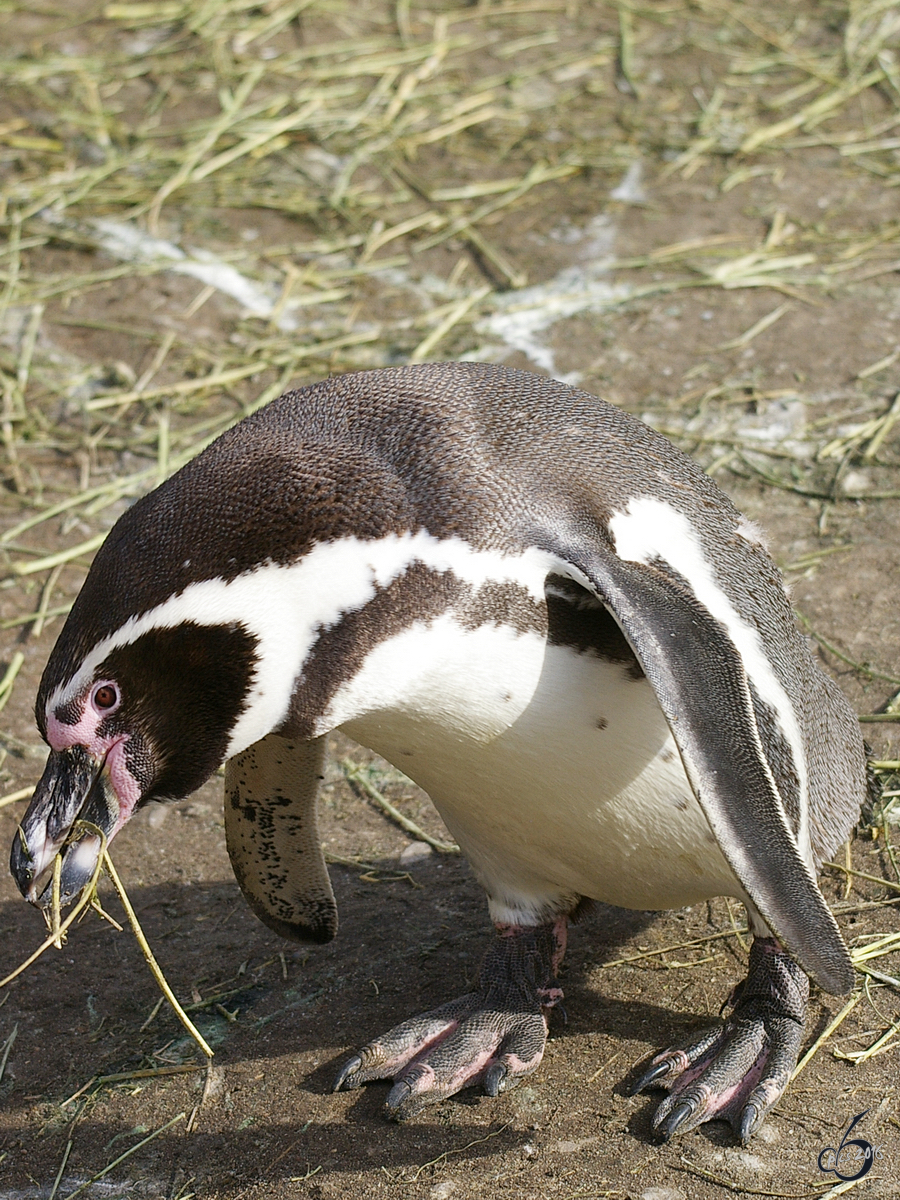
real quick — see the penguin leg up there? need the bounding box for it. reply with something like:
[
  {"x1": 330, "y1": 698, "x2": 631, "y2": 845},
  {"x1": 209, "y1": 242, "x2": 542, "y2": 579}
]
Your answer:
[
  {"x1": 631, "y1": 936, "x2": 809, "y2": 1144},
  {"x1": 333, "y1": 917, "x2": 566, "y2": 1120}
]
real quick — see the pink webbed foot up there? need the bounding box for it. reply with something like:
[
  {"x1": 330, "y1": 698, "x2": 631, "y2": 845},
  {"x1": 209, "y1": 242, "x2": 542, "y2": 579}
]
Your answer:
[
  {"x1": 631, "y1": 937, "x2": 810, "y2": 1144},
  {"x1": 334, "y1": 919, "x2": 566, "y2": 1121}
]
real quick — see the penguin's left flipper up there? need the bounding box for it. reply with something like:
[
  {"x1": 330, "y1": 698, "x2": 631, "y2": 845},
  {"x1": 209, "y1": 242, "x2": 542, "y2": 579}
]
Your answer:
[
  {"x1": 552, "y1": 540, "x2": 854, "y2": 997},
  {"x1": 631, "y1": 937, "x2": 809, "y2": 1143},
  {"x1": 334, "y1": 920, "x2": 564, "y2": 1120}
]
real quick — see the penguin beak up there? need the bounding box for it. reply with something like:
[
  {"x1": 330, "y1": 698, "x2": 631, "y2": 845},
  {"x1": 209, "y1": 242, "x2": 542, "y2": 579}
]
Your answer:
[{"x1": 9, "y1": 745, "x2": 119, "y2": 907}]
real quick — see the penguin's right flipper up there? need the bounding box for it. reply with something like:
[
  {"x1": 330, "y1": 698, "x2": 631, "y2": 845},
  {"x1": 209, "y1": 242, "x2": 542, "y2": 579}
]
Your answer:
[
  {"x1": 549, "y1": 540, "x2": 854, "y2": 996},
  {"x1": 224, "y1": 733, "x2": 337, "y2": 943}
]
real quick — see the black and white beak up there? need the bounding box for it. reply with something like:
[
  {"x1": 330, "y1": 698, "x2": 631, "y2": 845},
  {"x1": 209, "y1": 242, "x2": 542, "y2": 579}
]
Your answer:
[{"x1": 9, "y1": 746, "x2": 119, "y2": 907}]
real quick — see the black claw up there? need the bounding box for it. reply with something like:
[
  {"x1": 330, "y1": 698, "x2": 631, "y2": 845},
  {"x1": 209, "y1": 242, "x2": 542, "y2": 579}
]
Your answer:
[
  {"x1": 630, "y1": 1059, "x2": 672, "y2": 1095},
  {"x1": 738, "y1": 1098, "x2": 763, "y2": 1144},
  {"x1": 484, "y1": 1061, "x2": 507, "y2": 1097},
  {"x1": 658, "y1": 1100, "x2": 695, "y2": 1142},
  {"x1": 333, "y1": 1055, "x2": 362, "y2": 1092},
  {"x1": 385, "y1": 1079, "x2": 416, "y2": 1121}
]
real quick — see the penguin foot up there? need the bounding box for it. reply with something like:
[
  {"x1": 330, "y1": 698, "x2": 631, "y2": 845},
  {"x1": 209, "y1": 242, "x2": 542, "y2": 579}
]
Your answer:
[
  {"x1": 631, "y1": 937, "x2": 809, "y2": 1144},
  {"x1": 333, "y1": 918, "x2": 566, "y2": 1121}
]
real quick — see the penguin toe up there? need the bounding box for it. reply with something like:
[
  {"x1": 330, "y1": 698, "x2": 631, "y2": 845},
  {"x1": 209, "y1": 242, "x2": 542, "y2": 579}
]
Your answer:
[
  {"x1": 633, "y1": 938, "x2": 809, "y2": 1143},
  {"x1": 334, "y1": 994, "x2": 548, "y2": 1118},
  {"x1": 642, "y1": 1012, "x2": 804, "y2": 1143},
  {"x1": 333, "y1": 997, "x2": 470, "y2": 1092},
  {"x1": 334, "y1": 920, "x2": 562, "y2": 1118}
]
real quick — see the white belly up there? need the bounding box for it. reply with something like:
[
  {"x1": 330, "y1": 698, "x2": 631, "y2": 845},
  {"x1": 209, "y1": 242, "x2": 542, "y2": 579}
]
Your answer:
[{"x1": 328, "y1": 616, "x2": 741, "y2": 922}]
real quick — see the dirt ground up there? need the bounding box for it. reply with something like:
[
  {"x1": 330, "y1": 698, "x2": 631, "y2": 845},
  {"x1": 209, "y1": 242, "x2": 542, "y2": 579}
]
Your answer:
[{"x1": 1, "y1": 2, "x2": 900, "y2": 1198}]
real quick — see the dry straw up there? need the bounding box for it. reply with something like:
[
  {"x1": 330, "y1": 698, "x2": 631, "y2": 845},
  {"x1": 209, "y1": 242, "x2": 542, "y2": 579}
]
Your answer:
[
  {"x1": 0, "y1": 0, "x2": 896, "y2": 571},
  {"x1": 0, "y1": 820, "x2": 213, "y2": 1060}
]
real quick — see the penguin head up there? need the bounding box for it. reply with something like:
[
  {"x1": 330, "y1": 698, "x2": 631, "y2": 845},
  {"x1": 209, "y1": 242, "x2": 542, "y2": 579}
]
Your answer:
[{"x1": 11, "y1": 610, "x2": 259, "y2": 908}]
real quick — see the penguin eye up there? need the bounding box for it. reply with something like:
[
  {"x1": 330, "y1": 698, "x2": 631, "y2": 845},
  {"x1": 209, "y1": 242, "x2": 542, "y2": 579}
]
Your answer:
[{"x1": 91, "y1": 683, "x2": 120, "y2": 713}]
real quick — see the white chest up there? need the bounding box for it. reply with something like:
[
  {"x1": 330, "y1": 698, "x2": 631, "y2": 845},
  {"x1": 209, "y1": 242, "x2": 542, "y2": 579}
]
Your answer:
[{"x1": 330, "y1": 615, "x2": 740, "y2": 920}]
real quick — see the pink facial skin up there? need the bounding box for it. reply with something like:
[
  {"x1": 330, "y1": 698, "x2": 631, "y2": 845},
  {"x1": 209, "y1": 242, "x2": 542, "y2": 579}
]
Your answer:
[{"x1": 46, "y1": 683, "x2": 141, "y2": 835}]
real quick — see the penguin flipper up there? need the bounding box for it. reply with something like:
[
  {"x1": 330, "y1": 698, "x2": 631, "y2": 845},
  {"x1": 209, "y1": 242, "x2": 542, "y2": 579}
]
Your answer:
[
  {"x1": 224, "y1": 733, "x2": 337, "y2": 943},
  {"x1": 555, "y1": 543, "x2": 853, "y2": 995}
]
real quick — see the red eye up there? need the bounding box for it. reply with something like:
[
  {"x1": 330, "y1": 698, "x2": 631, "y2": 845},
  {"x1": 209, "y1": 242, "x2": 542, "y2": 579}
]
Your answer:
[{"x1": 93, "y1": 684, "x2": 119, "y2": 711}]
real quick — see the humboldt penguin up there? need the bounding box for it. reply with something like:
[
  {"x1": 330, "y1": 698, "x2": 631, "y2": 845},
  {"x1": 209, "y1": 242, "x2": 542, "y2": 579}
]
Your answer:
[{"x1": 10, "y1": 362, "x2": 867, "y2": 1143}]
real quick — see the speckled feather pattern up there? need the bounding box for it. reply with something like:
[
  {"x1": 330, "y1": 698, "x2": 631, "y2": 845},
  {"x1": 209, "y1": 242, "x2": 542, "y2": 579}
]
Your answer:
[{"x1": 224, "y1": 734, "x2": 337, "y2": 943}]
